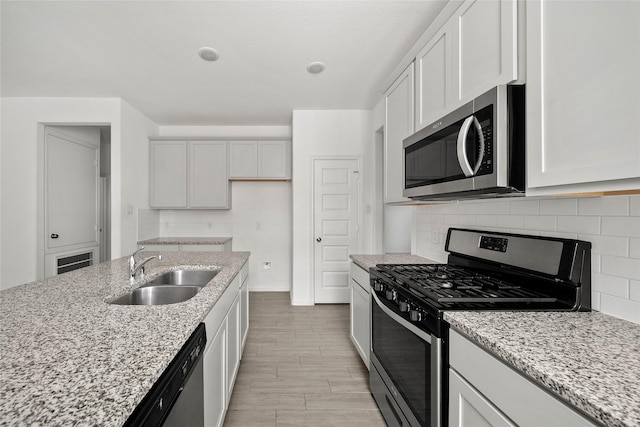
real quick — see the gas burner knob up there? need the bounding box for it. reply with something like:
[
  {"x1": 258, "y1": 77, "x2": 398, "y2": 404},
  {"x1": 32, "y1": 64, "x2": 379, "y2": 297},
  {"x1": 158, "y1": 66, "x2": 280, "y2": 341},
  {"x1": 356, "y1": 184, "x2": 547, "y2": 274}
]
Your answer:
[
  {"x1": 385, "y1": 289, "x2": 397, "y2": 302},
  {"x1": 409, "y1": 309, "x2": 423, "y2": 322},
  {"x1": 398, "y1": 300, "x2": 410, "y2": 312},
  {"x1": 373, "y1": 280, "x2": 385, "y2": 292}
]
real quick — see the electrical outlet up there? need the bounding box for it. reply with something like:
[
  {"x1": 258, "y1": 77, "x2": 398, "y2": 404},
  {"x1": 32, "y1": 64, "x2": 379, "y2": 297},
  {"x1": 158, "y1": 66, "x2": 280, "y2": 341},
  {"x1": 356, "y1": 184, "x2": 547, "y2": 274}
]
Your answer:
[{"x1": 263, "y1": 261, "x2": 272, "y2": 270}]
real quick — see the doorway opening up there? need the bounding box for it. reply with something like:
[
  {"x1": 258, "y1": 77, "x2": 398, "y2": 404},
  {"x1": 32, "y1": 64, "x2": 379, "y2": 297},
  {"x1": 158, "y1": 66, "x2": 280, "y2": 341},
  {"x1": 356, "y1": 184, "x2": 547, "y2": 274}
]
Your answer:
[{"x1": 38, "y1": 124, "x2": 111, "y2": 280}]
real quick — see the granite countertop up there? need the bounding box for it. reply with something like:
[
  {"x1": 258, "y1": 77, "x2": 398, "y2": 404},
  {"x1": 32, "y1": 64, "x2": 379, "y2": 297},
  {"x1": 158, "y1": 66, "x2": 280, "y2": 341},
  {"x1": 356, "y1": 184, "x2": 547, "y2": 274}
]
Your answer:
[
  {"x1": 0, "y1": 251, "x2": 249, "y2": 426},
  {"x1": 445, "y1": 311, "x2": 640, "y2": 427},
  {"x1": 350, "y1": 253, "x2": 437, "y2": 271},
  {"x1": 138, "y1": 236, "x2": 232, "y2": 245}
]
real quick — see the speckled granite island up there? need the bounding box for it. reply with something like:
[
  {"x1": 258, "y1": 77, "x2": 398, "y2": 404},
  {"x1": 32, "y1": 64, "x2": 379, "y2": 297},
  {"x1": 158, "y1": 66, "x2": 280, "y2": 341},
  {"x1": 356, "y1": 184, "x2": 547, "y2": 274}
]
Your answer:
[
  {"x1": 446, "y1": 311, "x2": 640, "y2": 427},
  {"x1": 0, "y1": 251, "x2": 249, "y2": 426}
]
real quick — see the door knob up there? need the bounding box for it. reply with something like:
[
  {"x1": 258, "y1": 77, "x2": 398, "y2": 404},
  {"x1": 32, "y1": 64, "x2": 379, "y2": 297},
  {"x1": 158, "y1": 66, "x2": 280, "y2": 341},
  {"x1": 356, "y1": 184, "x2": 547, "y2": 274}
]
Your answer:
[
  {"x1": 51, "y1": 233, "x2": 59, "y2": 239},
  {"x1": 316, "y1": 237, "x2": 322, "y2": 242}
]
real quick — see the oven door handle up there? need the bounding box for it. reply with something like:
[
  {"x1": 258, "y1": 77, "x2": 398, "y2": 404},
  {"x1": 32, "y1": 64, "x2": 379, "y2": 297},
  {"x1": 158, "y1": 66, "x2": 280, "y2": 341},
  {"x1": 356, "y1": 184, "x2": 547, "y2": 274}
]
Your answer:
[
  {"x1": 372, "y1": 291, "x2": 432, "y2": 344},
  {"x1": 456, "y1": 115, "x2": 485, "y2": 177}
]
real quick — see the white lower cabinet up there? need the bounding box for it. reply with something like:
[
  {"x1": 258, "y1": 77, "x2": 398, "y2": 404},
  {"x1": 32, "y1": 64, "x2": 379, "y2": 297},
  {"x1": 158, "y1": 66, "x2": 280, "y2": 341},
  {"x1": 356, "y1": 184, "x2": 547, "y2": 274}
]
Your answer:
[
  {"x1": 226, "y1": 293, "x2": 241, "y2": 405},
  {"x1": 349, "y1": 262, "x2": 370, "y2": 368},
  {"x1": 202, "y1": 263, "x2": 248, "y2": 427},
  {"x1": 449, "y1": 330, "x2": 597, "y2": 427},
  {"x1": 203, "y1": 318, "x2": 226, "y2": 427},
  {"x1": 239, "y1": 262, "x2": 249, "y2": 351},
  {"x1": 449, "y1": 369, "x2": 515, "y2": 427}
]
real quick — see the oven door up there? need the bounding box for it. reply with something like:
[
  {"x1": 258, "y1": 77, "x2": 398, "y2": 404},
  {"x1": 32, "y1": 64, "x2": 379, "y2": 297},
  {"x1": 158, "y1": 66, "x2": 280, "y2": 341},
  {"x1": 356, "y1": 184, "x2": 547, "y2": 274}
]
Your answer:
[{"x1": 370, "y1": 291, "x2": 442, "y2": 427}]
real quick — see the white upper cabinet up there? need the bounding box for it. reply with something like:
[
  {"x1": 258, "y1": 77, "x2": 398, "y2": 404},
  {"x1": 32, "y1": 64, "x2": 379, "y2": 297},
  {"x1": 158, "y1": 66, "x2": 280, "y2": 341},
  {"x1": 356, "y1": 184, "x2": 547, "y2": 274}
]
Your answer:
[
  {"x1": 149, "y1": 140, "x2": 188, "y2": 208},
  {"x1": 149, "y1": 139, "x2": 230, "y2": 209},
  {"x1": 415, "y1": 0, "x2": 520, "y2": 132},
  {"x1": 384, "y1": 63, "x2": 414, "y2": 203},
  {"x1": 190, "y1": 141, "x2": 230, "y2": 208},
  {"x1": 526, "y1": 0, "x2": 640, "y2": 195},
  {"x1": 229, "y1": 140, "x2": 291, "y2": 180},
  {"x1": 415, "y1": 23, "x2": 453, "y2": 130},
  {"x1": 452, "y1": 0, "x2": 518, "y2": 105}
]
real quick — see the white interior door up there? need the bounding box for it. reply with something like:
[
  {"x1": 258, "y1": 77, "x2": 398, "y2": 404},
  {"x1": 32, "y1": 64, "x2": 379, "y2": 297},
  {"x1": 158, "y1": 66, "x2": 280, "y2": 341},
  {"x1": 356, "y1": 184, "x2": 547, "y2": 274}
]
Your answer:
[
  {"x1": 313, "y1": 158, "x2": 359, "y2": 304},
  {"x1": 45, "y1": 127, "x2": 99, "y2": 253}
]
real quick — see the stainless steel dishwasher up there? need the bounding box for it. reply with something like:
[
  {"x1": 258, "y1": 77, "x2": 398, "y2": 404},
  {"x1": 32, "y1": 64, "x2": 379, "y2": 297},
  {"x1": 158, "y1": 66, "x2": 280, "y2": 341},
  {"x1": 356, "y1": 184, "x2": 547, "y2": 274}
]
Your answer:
[{"x1": 124, "y1": 324, "x2": 206, "y2": 427}]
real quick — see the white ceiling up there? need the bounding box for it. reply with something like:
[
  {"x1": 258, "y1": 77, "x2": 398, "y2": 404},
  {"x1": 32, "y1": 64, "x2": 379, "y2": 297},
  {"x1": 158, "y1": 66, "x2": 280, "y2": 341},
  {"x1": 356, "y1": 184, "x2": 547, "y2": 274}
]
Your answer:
[{"x1": 1, "y1": 1, "x2": 448, "y2": 126}]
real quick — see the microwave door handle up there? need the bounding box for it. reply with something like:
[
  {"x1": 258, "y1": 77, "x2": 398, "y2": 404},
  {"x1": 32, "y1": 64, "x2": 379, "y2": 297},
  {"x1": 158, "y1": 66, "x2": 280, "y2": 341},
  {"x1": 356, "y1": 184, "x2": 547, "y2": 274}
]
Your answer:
[{"x1": 456, "y1": 116, "x2": 485, "y2": 177}]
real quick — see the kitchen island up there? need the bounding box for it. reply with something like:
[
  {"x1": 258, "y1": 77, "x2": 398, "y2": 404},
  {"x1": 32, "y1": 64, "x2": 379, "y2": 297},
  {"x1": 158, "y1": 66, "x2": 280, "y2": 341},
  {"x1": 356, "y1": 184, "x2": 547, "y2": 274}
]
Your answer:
[{"x1": 0, "y1": 251, "x2": 249, "y2": 426}]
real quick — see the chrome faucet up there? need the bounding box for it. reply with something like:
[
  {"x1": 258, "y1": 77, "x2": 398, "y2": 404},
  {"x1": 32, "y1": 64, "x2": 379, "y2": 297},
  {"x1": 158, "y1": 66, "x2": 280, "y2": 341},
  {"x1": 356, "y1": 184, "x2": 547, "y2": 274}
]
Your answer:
[
  {"x1": 129, "y1": 246, "x2": 145, "y2": 276},
  {"x1": 129, "y1": 246, "x2": 162, "y2": 280}
]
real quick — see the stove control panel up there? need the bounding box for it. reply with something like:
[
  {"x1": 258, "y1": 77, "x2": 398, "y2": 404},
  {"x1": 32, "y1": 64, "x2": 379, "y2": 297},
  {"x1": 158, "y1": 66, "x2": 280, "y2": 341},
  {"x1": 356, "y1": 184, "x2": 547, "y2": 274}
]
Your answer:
[{"x1": 479, "y1": 235, "x2": 508, "y2": 252}]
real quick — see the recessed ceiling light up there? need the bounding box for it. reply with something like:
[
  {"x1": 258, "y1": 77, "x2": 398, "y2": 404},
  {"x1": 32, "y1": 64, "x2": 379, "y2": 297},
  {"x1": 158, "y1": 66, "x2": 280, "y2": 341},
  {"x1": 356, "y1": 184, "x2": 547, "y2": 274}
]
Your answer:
[
  {"x1": 307, "y1": 62, "x2": 326, "y2": 74},
  {"x1": 198, "y1": 47, "x2": 220, "y2": 62}
]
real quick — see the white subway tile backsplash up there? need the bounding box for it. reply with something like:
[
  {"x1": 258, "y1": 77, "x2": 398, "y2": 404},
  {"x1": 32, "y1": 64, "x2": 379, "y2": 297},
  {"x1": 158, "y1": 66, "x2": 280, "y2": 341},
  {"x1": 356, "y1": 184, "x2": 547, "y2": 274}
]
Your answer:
[
  {"x1": 601, "y1": 255, "x2": 640, "y2": 280},
  {"x1": 414, "y1": 195, "x2": 640, "y2": 324},
  {"x1": 599, "y1": 294, "x2": 640, "y2": 324},
  {"x1": 498, "y1": 215, "x2": 524, "y2": 229},
  {"x1": 474, "y1": 215, "x2": 498, "y2": 227},
  {"x1": 556, "y1": 216, "x2": 600, "y2": 235},
  {"x1": 540, "y1": 198, "x2": 577, "y2": 215},
  {"x1": 630, "y1": 280, "x2": 640, "y2": 302},
  {"x1": 630, "y1": 238, "x2": 640, "y2": 259},
  {"x1": 627, "y1": 195, "x2": 640, "y2": 216},
  {"x1": 523, "y1": 215, "x2": 556, "y2": 231},
  {"x1": 578, "y1": 195, "x2": 628, "y2": 216},
  {"x1": 591, "y1": 291, "x2": 601, "y2": 311},
  {"x1": 579, "y1": 234, "x2": 628, "y2": 257},
  {"x1": 601, "y1": 216, "x2": 640, "y2": 238},
  {"x1": 592, "y1": 272, "x2": 629, "y2": 299},
  {"x1": 509, "y1": 199, "x2": 539, "y2": 215},
  {"x1": 484, "y1": 201, "x2": 510, "y2": 214}
]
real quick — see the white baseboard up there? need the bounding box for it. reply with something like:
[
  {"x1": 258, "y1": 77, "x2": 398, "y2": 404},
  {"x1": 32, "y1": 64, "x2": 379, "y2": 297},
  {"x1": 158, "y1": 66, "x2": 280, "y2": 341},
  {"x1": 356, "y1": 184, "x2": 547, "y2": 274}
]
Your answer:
[{"x1": 248, "y1": 283, "x2": 290, "y2": 292}]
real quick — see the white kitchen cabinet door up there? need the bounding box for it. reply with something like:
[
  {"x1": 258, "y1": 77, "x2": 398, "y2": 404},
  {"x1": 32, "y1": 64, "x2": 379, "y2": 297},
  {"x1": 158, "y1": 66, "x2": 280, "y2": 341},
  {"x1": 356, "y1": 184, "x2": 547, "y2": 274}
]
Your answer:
[
  {"x1": 225, "y1": 293, "x2": 241, "y2": 405},
  {"x1": 229, "y1": 140, "x2": 291, "y2": 179},
  {"x1": 229, "y1": 141, "x2": 258, "y2": 178},
  {"x1": 452, "y1": 0, "x2": 518, "y2": 106},
  {"x1": 203, "y1": 319, "x2": 226, "y2": 427},
  {"x1": 149, "y1": 141, "x2": 188, "y2": 208},
  {"x1": 240, "y1": 262, "x2": 249, "y2": 351},
  {"x1": 415, "y1": 22, "x2": 453, "y2": 131},
  {"x1": 258, "y1": 140, "x2": 290, "y2": 179},
  {"x1": 190, "y1": 141, "x2": 230, "y2": 209},
  {"x1": 384, "y1": 63, "x2": 414, "y2": 203},
  {"x1": 349, "y1": 262, "x2": 370, "y2": 368},
  {"x1": 449, "y1": 369, "x2": 516, "y2": 427},
  {"x1": 526, "y1": 0, "x2": 640, "y2": 195}
]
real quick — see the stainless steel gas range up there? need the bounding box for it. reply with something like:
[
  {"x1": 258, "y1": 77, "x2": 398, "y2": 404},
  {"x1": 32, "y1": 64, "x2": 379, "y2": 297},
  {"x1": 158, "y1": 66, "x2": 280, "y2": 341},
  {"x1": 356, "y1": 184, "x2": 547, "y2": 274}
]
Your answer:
[{"x1": 369, "y1": 228, "x2": 592, "y2": 427}]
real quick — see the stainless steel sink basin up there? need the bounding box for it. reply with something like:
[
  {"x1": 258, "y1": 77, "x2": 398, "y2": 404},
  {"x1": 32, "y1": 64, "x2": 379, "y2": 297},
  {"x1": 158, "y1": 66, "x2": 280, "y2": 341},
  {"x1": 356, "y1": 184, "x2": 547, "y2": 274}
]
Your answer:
[
  {"x1": 145, "y1": 270, "x2": 218, "y2": 287},
  {"x1": 109, "y1": 285, "x2": 201, "y2": 305}
]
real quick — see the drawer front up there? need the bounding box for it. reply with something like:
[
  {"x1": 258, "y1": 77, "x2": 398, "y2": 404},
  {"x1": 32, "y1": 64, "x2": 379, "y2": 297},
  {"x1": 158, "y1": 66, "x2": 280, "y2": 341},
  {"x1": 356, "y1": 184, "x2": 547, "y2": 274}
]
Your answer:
[{"x1": 350, "y1": 262, "x2": 370, "y2": 292}]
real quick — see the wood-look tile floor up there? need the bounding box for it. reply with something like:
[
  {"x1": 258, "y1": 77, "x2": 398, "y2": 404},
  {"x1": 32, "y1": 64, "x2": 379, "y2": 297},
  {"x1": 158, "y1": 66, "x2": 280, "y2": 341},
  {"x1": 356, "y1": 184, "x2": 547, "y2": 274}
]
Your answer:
[{"x1": 224, "y1": 292, "x2": 386, "y2": 427}]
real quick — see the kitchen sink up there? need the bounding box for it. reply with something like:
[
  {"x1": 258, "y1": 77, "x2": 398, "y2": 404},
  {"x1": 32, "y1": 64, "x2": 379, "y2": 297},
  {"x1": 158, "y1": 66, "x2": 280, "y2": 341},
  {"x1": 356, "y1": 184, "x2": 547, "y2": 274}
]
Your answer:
[
  {"x1": 145, "y1": 269, "x2": 218, "y2": 286},
  {"x1": 109, "y1": 285, "x2": 201, "y2": 305}
]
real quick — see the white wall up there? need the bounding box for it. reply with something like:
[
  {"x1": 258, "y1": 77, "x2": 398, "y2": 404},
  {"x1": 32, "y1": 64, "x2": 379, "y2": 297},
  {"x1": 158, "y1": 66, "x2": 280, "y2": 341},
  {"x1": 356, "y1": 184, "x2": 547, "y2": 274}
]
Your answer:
[
  {"x1": 414, "y1": 195, "x2": 640, "y2": 324},
  {"x1": 120, "y1": 101, "x2": 159, "y2": 255},
  {"x1": 291, "y1": 110, "x2": 373, "y2": 305},
  {"x1": 0, "y1": 97, "x2": 156, "y2": 289}
]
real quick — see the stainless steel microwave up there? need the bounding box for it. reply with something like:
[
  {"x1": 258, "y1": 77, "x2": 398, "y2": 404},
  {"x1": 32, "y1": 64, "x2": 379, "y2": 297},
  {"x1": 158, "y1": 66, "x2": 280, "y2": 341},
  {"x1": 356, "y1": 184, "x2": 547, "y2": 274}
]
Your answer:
[{"x1": 403, "y1": 85, "x2": 525, "y2": 201}]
